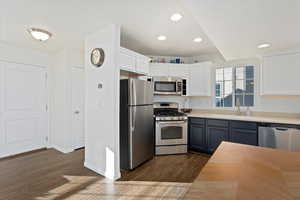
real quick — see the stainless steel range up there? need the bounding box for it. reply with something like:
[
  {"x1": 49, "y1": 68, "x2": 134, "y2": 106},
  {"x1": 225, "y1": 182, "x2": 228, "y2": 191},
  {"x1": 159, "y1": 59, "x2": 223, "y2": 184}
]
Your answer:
[{"x1": 154, "y1": 102, "x2": 188, "y2": 155}]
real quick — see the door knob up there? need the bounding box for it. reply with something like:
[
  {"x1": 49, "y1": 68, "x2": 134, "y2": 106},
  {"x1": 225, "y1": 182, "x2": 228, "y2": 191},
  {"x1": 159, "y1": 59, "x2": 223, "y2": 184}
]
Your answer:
[{"x1": 74, "y1": 110, "x2": 80, "y2": 114}]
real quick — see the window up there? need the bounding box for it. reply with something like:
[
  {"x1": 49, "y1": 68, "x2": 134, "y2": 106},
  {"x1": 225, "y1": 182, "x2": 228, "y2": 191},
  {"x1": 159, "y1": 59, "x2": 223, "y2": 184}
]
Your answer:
[
  {"x1": 216, "y1": 68, "x2": 233, "y2": 107},
  {"x1": 215, "y1": 66, "x2": 254, "y2": 108}
]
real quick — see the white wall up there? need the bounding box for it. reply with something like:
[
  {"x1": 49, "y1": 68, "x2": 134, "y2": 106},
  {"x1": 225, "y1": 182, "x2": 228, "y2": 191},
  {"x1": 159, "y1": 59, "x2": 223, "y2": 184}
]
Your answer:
[
  {"x1": 0, "y1": 16, "x2": 6, "y2": 41},
  {"x1": 84, "y1": 24, "x2": 121, "y2": 180},
  {"x1": 0, "y1": 42, "x2": 50, "y2": 67}
]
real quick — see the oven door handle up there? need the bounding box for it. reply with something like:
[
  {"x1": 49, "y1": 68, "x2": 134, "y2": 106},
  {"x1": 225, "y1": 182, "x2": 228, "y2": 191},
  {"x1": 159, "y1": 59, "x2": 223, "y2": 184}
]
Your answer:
[{"x1": 157, "y1": 121, "x2": 187, "y2": 124}]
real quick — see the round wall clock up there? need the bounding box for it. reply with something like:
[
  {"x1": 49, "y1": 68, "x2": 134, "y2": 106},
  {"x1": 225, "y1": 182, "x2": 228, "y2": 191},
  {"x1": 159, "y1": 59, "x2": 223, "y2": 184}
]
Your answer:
[{"x1": 91, "y1": 48, "x2": 105, "y2": 67}]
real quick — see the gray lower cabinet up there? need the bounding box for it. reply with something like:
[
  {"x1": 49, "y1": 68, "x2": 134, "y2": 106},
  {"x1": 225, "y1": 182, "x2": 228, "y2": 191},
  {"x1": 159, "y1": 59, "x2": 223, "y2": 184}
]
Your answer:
[
  {"x1": 229, "y1": 121, "x2": 258, "y2": 146},
  {"x1": 230, "y1": 128, "x2": 257, "y2": 146},
  {"x1": 188, "y1": 117, "x2": 258, "y2": 153},
  {"x1": 189, "y1": 123, "x2": 207, "y2": 152},
  {"x1": 206, "y1": 122, "x2": 229, "y2": 153}
]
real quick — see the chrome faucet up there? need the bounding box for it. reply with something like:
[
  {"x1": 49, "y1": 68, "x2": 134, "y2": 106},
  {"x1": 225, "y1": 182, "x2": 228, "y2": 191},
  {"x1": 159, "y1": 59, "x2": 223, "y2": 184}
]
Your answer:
[{"x1": 236, "y1": 98, "x2": 242, "y2": 115}]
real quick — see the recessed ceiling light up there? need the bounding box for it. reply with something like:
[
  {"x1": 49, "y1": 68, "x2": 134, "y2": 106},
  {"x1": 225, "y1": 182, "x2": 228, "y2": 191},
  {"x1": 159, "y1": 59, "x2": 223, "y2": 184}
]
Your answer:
[
  {"x1": 157, "y1": 35, "x2": 167, "y2": 41},
  {"x1": 27, "y1": 28, "x2": 52, "y2": 41},
  {"x1": 257, "y1": 43, "x2": 271, "y2": 49},
  {"x1": 170, "y1": 13, "x2": 183, "y2": 22},
  {"x1": 193, "y1": 37, "x2": 203, "y2": 43}
]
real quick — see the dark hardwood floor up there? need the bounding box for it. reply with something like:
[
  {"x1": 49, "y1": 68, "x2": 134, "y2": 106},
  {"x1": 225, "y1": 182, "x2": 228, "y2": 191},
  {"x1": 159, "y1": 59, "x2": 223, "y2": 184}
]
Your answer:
[
  {"x1": 0, "y1": 149, "x2": 100, "y2": 200},
  {"x1": 119, "y1": 152, "x2": 210, "y2": 183},
  {"x1": 0, "y1": 149, "x2": 210, "y2": 200}
]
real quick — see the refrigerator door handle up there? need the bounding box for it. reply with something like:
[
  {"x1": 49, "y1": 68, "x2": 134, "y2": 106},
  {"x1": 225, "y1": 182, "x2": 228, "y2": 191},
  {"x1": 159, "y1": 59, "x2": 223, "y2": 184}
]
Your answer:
[
  {"x1": 133, "y1": 80, "x2": 137, "y2": 105},
  {"x1": 130, "y1": 80, "x2": 134, "y2": 105},
  {"x1": 131, "y1": 107, "x2": 135, "y2": 132},
  {"x1": 130, "y1": 79, "x2": 137, "y2": 105}
]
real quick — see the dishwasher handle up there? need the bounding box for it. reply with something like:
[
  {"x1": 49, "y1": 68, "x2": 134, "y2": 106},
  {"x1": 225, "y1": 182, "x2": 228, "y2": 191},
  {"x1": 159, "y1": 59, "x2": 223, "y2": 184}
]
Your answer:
[{"x1": 275, "y1": 127, "x2": 289, "y2": 131}]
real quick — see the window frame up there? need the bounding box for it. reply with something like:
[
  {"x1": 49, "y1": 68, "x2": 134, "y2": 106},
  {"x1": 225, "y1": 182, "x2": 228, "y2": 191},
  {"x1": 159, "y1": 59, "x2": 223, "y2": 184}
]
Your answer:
[
  {"x1": 213, "y1": 65, "x2": 255, "y2": 109},
  {"x1": 215, "y1": 67, "x2": 234, "y2": 108}
]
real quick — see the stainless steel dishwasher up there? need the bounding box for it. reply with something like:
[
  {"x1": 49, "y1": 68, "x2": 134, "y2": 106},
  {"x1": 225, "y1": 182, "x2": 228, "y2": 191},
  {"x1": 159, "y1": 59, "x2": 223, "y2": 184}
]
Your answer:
[{"x1": 258, "y1": 126, "x2": 300, "y2": 152}]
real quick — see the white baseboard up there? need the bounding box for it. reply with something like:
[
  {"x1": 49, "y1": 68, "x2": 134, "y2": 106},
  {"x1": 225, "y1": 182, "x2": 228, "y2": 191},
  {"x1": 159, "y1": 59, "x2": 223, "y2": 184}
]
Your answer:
[
  {"x1": 84, "y1": 161, "x2": 121, "y2": 180},
  {"x1": 0, "y1": 145, "x2": 45, "y2": 159},
  {"x1": 51, "y1": 145, "x2": 74, "y2": 154}
]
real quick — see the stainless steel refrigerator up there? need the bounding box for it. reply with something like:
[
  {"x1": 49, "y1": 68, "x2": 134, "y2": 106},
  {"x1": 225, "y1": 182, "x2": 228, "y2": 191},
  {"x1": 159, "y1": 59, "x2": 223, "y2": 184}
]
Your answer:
[{"x1": 120, "y1": 79, "x2": 154, "y2": 170}]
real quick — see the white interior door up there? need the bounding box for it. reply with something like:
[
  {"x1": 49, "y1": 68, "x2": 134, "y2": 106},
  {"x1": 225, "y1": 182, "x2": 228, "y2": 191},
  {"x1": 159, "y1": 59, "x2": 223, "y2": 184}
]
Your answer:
[
  {"x1": 71, "y1": 67, "x2": 85, "y2": 149},
  {"x1": 0, "y1": 62, "x2": 47, "y2": 158}
]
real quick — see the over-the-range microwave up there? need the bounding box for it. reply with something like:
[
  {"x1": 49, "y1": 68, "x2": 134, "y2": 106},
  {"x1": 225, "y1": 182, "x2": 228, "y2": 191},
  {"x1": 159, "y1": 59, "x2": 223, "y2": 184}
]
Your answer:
[{"x1": 151, "y1": 76, "x2": 187, "y2": 96}]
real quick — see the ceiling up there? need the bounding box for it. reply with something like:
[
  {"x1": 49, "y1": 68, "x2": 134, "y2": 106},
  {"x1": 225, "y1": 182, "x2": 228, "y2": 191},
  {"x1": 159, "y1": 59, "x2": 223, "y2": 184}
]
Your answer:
[
  {"x1": 182, "y1": 0, "x2": 300, "y2": 60},
  {"x1": 0, "y1": 0, "x2": 221, "y2": 57}
]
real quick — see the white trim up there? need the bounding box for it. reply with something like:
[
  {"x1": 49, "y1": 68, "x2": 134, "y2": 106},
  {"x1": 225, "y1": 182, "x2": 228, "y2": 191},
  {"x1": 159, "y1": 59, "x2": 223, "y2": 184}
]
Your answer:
[
  {"x1": 261, "y1": 48, "x2": 300, "y2": 58},
  {"x1": 0, "y1": 145, "x2": 45, "y2": 159},
  {"x1": 0, "y1": 42, "x2": 50, "y2": 67},
  {"x1": 70, "y1": 67, "x2": 85, "y2": 150},
  {"x1": 213, "y1": 65, "x2": 256, "y2": 109},
  {"x1": 51, "y1": 144, "x2": 74, "y2": 154},
  {"x1": 0, "y1": 59, "x2": 47, "y2": 69},
  {"x1": 260, "y1": 91, "x2": 300, "y2": 96},
  {"x1": 259, "y1": 60, "x2": 264, "y2": 96},
  {"x1": 45, "y1": 70, "x2": 51, "y2": 149}
]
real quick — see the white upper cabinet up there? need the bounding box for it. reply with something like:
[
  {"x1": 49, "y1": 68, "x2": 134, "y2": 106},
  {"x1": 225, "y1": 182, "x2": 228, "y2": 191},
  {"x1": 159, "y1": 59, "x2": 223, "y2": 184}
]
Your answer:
[
  {"x1": 120, "y1": 47, "x2": 135, "y2": 72},
  {"x1": 119, "y1": 47, "x2": 149, "y2": 75},
  {"x1": 150, "y1": 63, "x2": 169, "y2": 76},
  {"x1": 188, "y1": 62, "x2": 212, "y2": 96},
  {"x1": 150, "y1": 63, "x2": 189, "y2": 77},
  {"x1": 261, "y1": 52, "x2": 300, "y2": 95},
  {"x1": 136, "y1": 55, "x2": 150, "y2": 75},
  {"x1": 169, "y1": 64, "x2": 189, "y2": 78}
]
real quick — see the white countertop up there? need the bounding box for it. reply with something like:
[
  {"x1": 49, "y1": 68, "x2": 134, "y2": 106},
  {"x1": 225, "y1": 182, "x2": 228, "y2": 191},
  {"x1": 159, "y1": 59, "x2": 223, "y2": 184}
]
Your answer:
[{"x1": 188, "y1": 111, "x2": 300, "y2": 125}]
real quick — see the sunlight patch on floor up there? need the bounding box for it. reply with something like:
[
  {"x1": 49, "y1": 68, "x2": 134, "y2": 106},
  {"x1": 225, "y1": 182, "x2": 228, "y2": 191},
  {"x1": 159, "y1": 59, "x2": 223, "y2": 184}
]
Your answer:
[{"x1": 35, "y1": 175, "x2": 191, "y2": 200}]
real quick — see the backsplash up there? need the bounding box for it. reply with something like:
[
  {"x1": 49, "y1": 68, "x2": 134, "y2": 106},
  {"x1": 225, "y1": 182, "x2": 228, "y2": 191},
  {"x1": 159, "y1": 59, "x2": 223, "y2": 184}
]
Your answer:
[
  {"x1": 154, "y1": 95, "x2": 300, "y2": 114},
  {"x1": 153, "y1": 96, "x2": 190, "y2": 108}
]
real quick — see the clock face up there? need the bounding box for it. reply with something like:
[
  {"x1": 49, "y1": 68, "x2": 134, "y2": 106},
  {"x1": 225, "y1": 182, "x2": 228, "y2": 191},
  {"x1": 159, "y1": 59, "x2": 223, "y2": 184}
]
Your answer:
[{"x1": 91, "y1": 48, "x2": 105, "y2": 67}]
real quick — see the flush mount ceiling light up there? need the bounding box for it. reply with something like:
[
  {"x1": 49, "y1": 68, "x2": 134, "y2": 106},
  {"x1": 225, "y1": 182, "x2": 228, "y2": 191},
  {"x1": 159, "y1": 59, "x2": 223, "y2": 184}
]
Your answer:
[
  {"x1": 27, "y1": 28, "x2": 52, "y2": 41},
  {"x1": 157, "y1": 35, "x2": 167, "y2": 41},
  {"x1": 170, "y1": 13, "x2": 183, "y2": 22},
  {"x1": 193, "y1": 37, "x2": 203, "y2": 43},
  {"x1": 257, "y1": 43, "x2": 271, "y2": 49}
]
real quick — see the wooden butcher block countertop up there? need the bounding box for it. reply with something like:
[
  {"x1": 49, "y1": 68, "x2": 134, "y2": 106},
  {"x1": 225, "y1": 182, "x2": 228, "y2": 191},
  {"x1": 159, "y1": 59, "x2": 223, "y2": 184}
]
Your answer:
[{"x1": 184, "y1": 142, "x2": 300, "y2": 200}]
